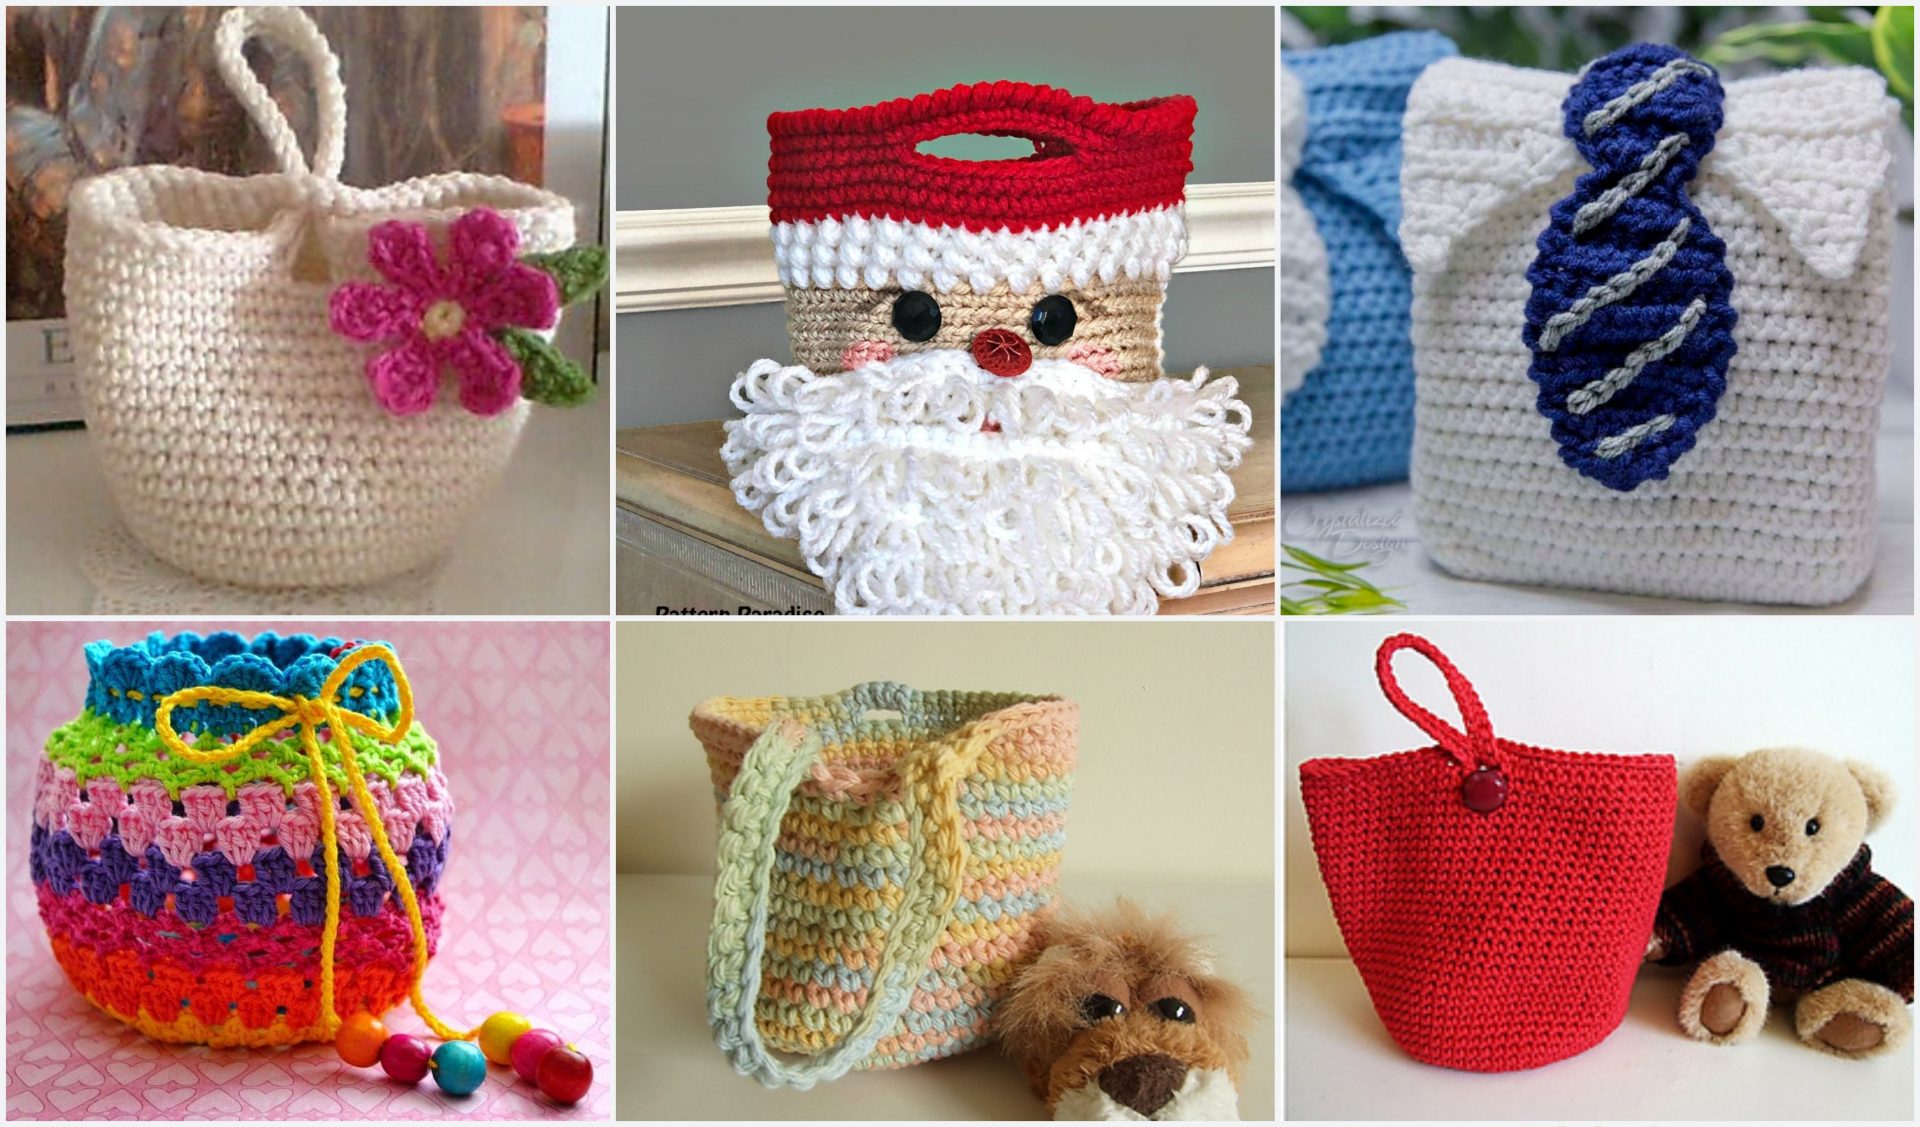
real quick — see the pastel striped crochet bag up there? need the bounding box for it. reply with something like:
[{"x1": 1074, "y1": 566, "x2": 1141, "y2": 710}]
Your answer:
[
  {"x1": 64, "y1": 6, "x2": 604, "y2": 592},
  {"x1": 1280, "y1": 31, "x2": 1457, "y2": 492},
  {"x1": 693, "y1": 683, "x2": 1077, "y2": 1087},
  {"x1": 1402, "y1": 45, "x2": 1896, "y2": 604},
  {"x1": 28, "y1": 631, "x2": 456, "y2": 1047},
  {"x1": 1299, "y1": 634, "x2": 1675, "y2": 1072}
]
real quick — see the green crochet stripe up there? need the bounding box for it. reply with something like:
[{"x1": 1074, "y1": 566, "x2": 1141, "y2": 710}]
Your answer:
[{"x1": 44, "y1": 709, "x2": 439, "y2": 798}]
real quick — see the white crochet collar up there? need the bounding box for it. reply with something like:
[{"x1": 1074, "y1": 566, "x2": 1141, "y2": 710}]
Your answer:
[{"x1": 1399, "y1": 58, "x2": 1897, "y2": 281}]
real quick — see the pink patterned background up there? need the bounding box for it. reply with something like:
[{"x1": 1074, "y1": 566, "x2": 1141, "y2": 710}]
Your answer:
[{"x1": 5, "y1": 620, "x2": 612, "y2": 1120}]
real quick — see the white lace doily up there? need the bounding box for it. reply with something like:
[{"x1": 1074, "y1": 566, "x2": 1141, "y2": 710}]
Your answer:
[{"x1": 81, "y1": 524, "x2": 444, "y2": 614}]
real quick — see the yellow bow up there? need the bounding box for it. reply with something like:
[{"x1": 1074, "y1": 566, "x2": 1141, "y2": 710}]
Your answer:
[{"x1": 154, "y1": 644, "x2": 474, "y2": 1042}]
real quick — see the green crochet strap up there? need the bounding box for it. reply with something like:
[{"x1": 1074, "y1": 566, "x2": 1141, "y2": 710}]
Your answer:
[{"x1": 706, "y1": 715, "x2": 996, "y2": 1089}]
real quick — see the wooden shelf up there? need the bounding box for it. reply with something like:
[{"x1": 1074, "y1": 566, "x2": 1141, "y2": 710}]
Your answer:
[{"x1": 616, "y1": 365, "x2": 1274, "y2": 615}]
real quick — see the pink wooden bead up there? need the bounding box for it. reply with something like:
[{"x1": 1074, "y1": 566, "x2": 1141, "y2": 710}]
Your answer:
[
  {"x1": 380, "y1": 1033, "x2": 433, "y2": 1084},
  {"x1": 511, "y1": 1028, "x2": 565, "y2": 1082}
]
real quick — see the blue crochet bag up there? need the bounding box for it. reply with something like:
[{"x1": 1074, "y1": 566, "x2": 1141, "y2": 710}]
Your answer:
[{"x1": 1281, "y1": 31, "x2": 1456, "y2": 492}]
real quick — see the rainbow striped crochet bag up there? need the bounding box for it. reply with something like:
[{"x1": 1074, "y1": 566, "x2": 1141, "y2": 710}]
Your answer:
[
  {"x1": 28, "y1": 631, "x2": 455, "y2": 1047},
  {"x1": 692, "y1": 683, "x2": 1077, "y2": 1087}
]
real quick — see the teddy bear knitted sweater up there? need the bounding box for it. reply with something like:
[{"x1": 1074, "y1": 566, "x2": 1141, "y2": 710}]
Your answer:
[{"x1": 1653, "y1": 845, "x2": 1914, "y2": 1002}]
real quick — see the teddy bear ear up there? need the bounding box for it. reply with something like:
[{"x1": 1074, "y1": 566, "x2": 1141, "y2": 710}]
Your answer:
[
  {"x1": 1845, "y1": 760, "x2": 1895, "y2": 833},
  {"x1": 1679, "y1": 756, "x2": 1739, "y2": 820}
]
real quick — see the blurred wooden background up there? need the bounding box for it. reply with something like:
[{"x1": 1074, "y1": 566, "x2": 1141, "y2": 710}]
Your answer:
[{"x1": 7, "y1": 5, "x2": 548, "y2": 320}]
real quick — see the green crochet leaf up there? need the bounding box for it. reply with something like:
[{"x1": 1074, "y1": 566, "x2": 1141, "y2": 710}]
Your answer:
[
  {"x1": 522, "y1": 245, "x2": 609, "y2": 307},
  {"x1": 500, "y1": 327, "x2": 595, "y2": 407}
]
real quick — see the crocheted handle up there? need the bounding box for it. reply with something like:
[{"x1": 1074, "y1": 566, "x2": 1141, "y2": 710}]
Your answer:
[
  {"x1": 1375, "y1": 634, "x2": 1500, "y2": 771},
  {"x1": 706, "y1": 717, "x2": 992, "y2": 1088},
  {"x1": 213, "y1": 6, "x2": 347, "y2": 181},
  {"x1": 895, "y1": 96, "x2": 1122, "y2": 167}
]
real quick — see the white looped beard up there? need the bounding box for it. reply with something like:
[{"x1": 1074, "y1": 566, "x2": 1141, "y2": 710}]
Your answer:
[{"x1": 721, "y1": 350, "x2": 1254, "y2": 615}]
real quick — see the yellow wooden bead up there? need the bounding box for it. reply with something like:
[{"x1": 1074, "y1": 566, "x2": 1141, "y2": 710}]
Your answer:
[{"x1": 478, "y1": 1011, "x2": 533, "y2": 1065}]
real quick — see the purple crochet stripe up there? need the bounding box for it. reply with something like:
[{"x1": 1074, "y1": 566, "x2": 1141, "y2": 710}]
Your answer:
[{"x1": 28, "y1": 823, "x2": 450, "y2": 929}]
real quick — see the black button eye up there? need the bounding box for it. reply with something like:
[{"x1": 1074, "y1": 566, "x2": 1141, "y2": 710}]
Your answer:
[
  {"x1": 1029, "y1": 294, "x2": 1077, "y2": 346},
  {"x1": 1750, "y1": 814, "x2": 1765, "y2": 832},
  {"x1": 1152, "y1": 997, "x2": 1195, "y2": 1023},
  {"x1": 891, "y1": 291, "x2": 941, "y2": 342},
  {"x1": 1079, "y1": 994, "x2": 1125, "y2": 1023},
  {"x1": 1806, "y1": 818, "x2": 1820, "y2": 836}
]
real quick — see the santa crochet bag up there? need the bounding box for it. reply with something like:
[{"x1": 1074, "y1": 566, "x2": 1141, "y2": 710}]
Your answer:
[
  {"x1": 28, "y1": 631, "x2": 453, "y2": 1046},
  {"x1": 64, "y1": 6, "x2": 604, "y2": 591},
  {"x1": 722, "y1": 82, "x2": 1252, "y2": 615},
  {"x1": 1402, "y1": 45, "x2": 1897, "y2": 604},
  {"x1": 1280, "y1": 31, "x2": 1457, "y2": 492},
  {"x1": 693, "y1": 683, "x2": 1076, "y2": 1087},
  {"x1": 1299, "y1": 634, "x2": 1675, "y2": 1072}
]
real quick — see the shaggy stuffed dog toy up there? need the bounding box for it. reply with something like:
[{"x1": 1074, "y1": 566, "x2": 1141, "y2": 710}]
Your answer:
[{"x1": 997, "y1": 900, "x2": 1254, "y2": 1120}]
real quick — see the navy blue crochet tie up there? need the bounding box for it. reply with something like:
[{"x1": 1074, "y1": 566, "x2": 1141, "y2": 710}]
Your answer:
[{"x1": 1522, "y1": 44, "x2": 1738, "y2": 493}]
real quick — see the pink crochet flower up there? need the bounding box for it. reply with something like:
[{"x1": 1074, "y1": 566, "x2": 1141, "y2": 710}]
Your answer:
[{"x1": 329, "y1": 208, "x2": 560, "y2": 416}]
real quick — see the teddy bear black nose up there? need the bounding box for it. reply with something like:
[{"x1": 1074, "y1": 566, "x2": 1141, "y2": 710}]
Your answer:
[
  {"x1": 1766, "y1": 865, "x2": 1796, "y2": 888},
  {"x1": 1098, "y1": 1053, "x2": 1187, "y2": 1117}
]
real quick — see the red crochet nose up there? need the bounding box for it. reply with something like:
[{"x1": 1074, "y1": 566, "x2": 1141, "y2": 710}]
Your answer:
[{"x1": 971, "y1": 328, "x2": 1031, "y2": 378}]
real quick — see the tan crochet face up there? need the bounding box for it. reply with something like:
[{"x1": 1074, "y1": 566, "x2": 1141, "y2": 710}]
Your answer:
[
  {"x1": 1685, "y1": 748, "x2": 1891, "y2": 906},
  {"x1": 785, "y1": 279, "x2": 1167, "y2": 382}
]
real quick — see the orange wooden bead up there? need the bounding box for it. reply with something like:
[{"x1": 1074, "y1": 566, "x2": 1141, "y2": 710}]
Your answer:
[{"x1": 335, "y1": 1012, "x2": 388, "y2": 1068}]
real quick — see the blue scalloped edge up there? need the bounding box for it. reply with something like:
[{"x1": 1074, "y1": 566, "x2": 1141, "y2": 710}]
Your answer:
[{"x1": 81, "y1": 631, "x2": 400, "y2": 733}]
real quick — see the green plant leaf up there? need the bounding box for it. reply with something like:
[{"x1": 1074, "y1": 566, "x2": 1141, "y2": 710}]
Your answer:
[
  {"x1": 1700, "y1": 21, "x2": 1877, "y2": 69},
  {"x1": 1280, "y1": 542, "x2": 1406, "y2": 615},
  {"x1": 1874, "y1": 4, "x2": 1915, "y2": 110},
  {"x1": 522, "y1": 245, "x2": 610, "y2": 307},
  {"x1": 499, "y1": 327, "x2": 595, "y2": 407}
]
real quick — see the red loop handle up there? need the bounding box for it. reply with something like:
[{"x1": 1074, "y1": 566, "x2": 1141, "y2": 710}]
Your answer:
[{"x1": 1375, "y1": 634, "x2": 1499, "y2": 772}]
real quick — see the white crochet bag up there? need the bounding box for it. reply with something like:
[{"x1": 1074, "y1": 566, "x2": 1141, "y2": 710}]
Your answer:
[
  {"x1": 64, "y1": 6, "x2": 579, "y2": 589},
  {"x1": 1402, "y1": 57, "x2": 1897, "y2": 605}
]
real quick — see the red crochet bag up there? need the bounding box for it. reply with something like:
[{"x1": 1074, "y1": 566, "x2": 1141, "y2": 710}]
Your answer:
[{"x1": 1299, "y1": 633, "x2": 1675, "y2": 1072}]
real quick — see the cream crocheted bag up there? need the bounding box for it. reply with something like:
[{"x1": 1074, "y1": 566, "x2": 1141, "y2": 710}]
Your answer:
[
  {"x1": 64, "y1": 7, "x2": 594, "y2": 590},
  {"x1": 1402, "y1": 54, "x2": 1897, "y2": 605}
]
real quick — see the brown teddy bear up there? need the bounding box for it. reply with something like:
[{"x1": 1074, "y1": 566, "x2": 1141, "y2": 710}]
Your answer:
[
  {"x1": 997, "y1": 900, "x2": 1255, "y2": 1120},
  {"x1": 1648, "y1": 747, "x2": 1914, "y2": 1058}
]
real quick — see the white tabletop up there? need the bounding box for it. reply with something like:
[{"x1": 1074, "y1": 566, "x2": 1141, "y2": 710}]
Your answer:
[
  {"x1": 1285, "y1": 956, "x2": 1914, "y2": 1121},
  {"x1": 618, "y1": 873, "x2": 1276, "y2": 1122},
  {"x1": 5, "y1": 383, "x2": 610, "y2": 615}
]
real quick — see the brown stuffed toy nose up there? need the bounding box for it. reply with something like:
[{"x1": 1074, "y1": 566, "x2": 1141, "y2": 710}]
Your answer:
[
  {"x1": 1098, "y1": 1053, "x2": 1188, "y2": 1116},
  {"x1": 971, "y1": 328, "x2": 1031, "y2": 378}
]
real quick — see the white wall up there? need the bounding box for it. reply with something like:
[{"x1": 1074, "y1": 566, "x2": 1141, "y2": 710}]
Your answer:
[{"x1": 1284, "y1": 618, "x2": 1918, "y2": 957}]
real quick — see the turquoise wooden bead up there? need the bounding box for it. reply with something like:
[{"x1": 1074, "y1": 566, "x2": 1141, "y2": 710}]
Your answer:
[{"x1": 430, "y1": 1040, "x2": 488, "y2": 1097}]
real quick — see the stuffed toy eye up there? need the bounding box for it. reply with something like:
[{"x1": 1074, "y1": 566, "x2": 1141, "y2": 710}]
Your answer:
[
  {"x1": 1806, "y1": 817, "x2": 1820, "y2": 836},
  {"x1": 891, "y1": 290, "x2": 942, "y2": 342},
  {"x1": 1151, "y1": 997, "x2": 1195, "y2": 1023},
  {"x1": 1029, "y1": 294, "x2": 1077, "y2": 345},
  {"x1": 1079, "y1": 994, "x2": 1125, "y2": 1023},
  {"x1": 1749, "y1": 814, "x2": 1764, "y2": 831}
]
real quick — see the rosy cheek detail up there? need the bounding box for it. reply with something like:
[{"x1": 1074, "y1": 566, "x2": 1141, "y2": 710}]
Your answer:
[
  {"x1": 840, "y1": 340, "x2": 895, "y2": 372},
  {"x1": 1067, "y1": 342, "x2": 1124, "y2": 379}
]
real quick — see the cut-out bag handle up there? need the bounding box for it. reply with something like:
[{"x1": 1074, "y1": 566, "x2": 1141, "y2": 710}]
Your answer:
[
  {"x1": 1374, "y1": 633, "x2": 1500, "y2": 772},
  {"x1": 214, "y1": 5, "x2": 347, "y2": 181},
  {"x1": 705, "y1": 713, "x2": 1000, "y2": 1089}
]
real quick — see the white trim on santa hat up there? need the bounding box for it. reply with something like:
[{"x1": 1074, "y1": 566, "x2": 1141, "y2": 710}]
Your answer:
[{"x1": 771, "y1": 205, "x2": 1188, "y2": 295}]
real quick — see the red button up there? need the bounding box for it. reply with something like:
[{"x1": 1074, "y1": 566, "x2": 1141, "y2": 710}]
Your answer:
[{"x1": 1462, "y1": 766, "x2": 1508, "y2": 813}]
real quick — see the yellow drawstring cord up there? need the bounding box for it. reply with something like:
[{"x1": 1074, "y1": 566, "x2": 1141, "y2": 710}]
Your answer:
[{"x1": 154, "y1": 644, "x2": 477, "y2": 1043}]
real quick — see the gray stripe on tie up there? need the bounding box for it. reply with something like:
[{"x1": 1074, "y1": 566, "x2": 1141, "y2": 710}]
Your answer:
[
  {"x1": 1573, "y1": 132, "x2": 1690, "y2": 235},
  {"x1": 1582, "y1": 58, "x2": 1715, "y2": 136},
  {"x1": 1568, "y1": 297, "x2": 1708, "y2": 415},
  {"x1": 1595, "y1": 413, "x2": 1678, "y2": 459},
  {"x1": 1541, "y1": 217, "x2": 1692, "y2": 352}
]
